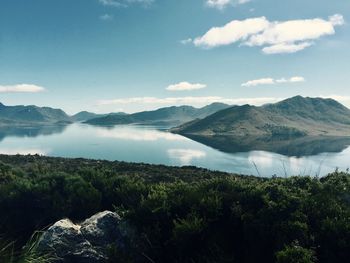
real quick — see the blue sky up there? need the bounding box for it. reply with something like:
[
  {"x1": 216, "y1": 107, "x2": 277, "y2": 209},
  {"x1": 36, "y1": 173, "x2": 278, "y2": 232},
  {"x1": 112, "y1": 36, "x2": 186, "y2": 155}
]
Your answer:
[{"x1": 0, "y1": 0, "x2": 349, "y2": 114}]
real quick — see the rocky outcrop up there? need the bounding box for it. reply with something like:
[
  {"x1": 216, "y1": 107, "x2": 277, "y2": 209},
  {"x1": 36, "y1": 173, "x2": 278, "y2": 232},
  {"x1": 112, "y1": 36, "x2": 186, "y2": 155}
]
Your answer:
[{"x1": 37, "y1": 211, "x2": 131, "y2": 263}]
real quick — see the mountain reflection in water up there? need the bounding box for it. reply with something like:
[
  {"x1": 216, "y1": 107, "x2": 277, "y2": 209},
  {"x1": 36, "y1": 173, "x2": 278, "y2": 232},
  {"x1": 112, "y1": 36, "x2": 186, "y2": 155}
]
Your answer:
[
  {"x1": 182, "y1": 134, "x2": 350, "y2": 157},
  {"x1": 1, "y1": 124, "x2": 350, "y2": 177},
  {"x1": 0, "y1": 125, "x2": 68, "y2": 142}
]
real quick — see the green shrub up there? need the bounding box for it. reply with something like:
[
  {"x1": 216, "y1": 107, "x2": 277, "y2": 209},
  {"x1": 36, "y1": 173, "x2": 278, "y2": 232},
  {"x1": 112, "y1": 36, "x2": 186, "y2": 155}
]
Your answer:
[{"x1": 0, "y1": 156, "x2": 349, "y2": 263}]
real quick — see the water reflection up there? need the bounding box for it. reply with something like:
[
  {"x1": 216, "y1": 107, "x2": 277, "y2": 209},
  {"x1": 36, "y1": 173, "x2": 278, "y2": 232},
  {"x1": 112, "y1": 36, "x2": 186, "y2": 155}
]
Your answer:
[
  {"x1": 96, "y1": 125, "x2": 186, "y2": 141},
  {"x1": 167, "y1": 149, "x2": 206, "y2": 165},
  {"x1": 183, "y1": 134, "x2": 350, "y2": 157},
  {"x1": 0, "y1": 125, "x2": 67, "y2": 142},
  {"x1": 0, "y1": 147, "x2": 49, "y2": 155},
  {"x1": 0, "y1": 124, "x2": 349, "y2": 177}
]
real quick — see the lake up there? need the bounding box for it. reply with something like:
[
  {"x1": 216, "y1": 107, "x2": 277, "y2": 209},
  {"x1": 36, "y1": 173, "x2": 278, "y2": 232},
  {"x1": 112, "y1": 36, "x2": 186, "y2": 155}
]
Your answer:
[{"x1": 0, "y1": 123, "x2": 349, "y2": 177}]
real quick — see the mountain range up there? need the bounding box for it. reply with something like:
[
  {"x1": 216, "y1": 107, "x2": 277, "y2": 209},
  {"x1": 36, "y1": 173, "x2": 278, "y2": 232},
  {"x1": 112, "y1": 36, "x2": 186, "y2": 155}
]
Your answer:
[
  {"x1": 0, "y1": 102, "x2": 230, "y2": 127},
  {"x1": 172, "y1": 96, "x2": 350, "y2": 137},
  {"x1": 2, "y1": 97, "x2": 350, "y2": 141},
  {"x1": 0, "y1": 103, "x2": 112, "y2": 126},
  {"x1": 84, "y1": 103, "x2": 231, "y2": 126}
]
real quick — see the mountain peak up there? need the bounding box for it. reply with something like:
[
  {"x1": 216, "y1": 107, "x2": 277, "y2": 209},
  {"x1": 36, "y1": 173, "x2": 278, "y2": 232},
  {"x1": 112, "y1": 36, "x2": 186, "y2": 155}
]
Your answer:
[
  {"x1": 271, "y1": 96, "x2": 347, "y2": 111},
  {"x1": 277, "y1": 95, "x2": 309, "y2": 104}
]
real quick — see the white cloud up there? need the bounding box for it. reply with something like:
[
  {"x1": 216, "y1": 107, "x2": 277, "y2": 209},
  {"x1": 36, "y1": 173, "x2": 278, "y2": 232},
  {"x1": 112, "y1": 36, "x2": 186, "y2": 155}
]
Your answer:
[
  {"x1": 180, "y1": 38, "x2": 193, "y2": 45},
  {"x1": 289, "y1": 76, "x2": 305, "y2": 83},
  {"x1": 100, "y1": 14, "x2": 114, "y2": 21},
  {"x1": 241, "y1": 78, "x2": 275, "y2": 87},
  {"x1": 166, "y1": 82, "x2": 207, "y2": 91},
  {"x1": 329, "y1": 14, "x2": 345, "y2": 26},
  {"x1": 0, "y1": 84, "x2": 46, "y2": 93},
  {"x1": 193, "y1": 17, "x2": 270, "y2": 48},
  {"x1": 275, "y1": 78, "x2": 288, "y2": 83},
  {"x1": 97, "y1": 96, "x2": 282, "y2": 107},
  {"x1": 246, "y1": 18, "x2": 337, "y2": 47},
  {"x1": 168, "y1": 149, "x2": 206, "y2": 165},
  {"x1": 206, "y1": 0, "x2": 251, "y2": 10},
  {"x1": 262, "y1": 42, "x2": 313, "y2": 54},
  {"x1": 98, "y1": 0, "x2": 154, "y2": 8},
  {"x1": 242, "y1": 76, "x2": 305, "y2": 87},
  {"x1": 206, "y1": 0, "x2": 231, "y2": 9},
  {"x1": 192, "y1": 14, "x2": 344, "y2": 54}
]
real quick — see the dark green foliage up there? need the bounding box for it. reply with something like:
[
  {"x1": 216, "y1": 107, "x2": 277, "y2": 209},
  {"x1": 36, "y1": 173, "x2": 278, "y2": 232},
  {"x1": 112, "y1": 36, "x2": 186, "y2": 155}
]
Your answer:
[
  {"x1": 0, "y1": 155, "x2": 349, "y2": 263},
  {"x1": 276, "y1": 242, "x2": 315, "y2": 263}
]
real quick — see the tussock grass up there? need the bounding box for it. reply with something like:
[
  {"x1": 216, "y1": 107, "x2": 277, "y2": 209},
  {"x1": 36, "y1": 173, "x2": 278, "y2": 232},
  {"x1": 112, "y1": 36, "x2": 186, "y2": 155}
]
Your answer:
[{"x1": 0, "y1": 232, "x2": 55, "y2": 263}]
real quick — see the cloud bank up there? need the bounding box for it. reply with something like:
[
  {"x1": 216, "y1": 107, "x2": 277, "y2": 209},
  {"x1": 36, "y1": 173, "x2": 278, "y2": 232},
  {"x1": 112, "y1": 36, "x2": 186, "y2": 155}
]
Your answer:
[
  {"x1": 0, "y1": 84, "x2": 45, "y2": 93},
  {"x1": 192, "y1": 14, "x2": 344, "y2": 54},
  {"x1": 166, "y1": 82, "x2": 207, "y2": 91},
  {"x1": 242, "y1": 76, "x2": 305, "y2": 87}
]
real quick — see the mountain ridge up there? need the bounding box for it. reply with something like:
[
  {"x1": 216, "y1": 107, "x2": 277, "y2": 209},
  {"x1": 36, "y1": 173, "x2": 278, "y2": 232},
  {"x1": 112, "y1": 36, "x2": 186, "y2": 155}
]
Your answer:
[
  {"x1": 172, "y1": 96, "x2": 350, "y2": 137},
  {"x1": 85, "y1": 102, "x2": 231, "y2": 126},
  {"x1": 0, "y1": 102, "x2": 230, "y2": 127}
]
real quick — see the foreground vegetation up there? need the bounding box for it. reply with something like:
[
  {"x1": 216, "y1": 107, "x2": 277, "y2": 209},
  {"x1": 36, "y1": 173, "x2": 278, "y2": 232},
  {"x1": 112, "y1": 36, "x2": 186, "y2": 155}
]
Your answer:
[{"x1": 0, "y1": 154, "x2": 349, "y2": 263}]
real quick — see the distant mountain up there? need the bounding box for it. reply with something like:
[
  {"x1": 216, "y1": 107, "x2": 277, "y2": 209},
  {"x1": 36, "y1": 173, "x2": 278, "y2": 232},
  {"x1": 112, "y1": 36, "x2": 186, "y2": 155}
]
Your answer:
[
  {"x1": 85, "y1": 103, "x2": 231, "y2": 126},
  {"x1": 0, "y1": 102, "x2": 71, "y2": 126},
  {"x1": 71, "y1": 111, "x2": 116, "y2": 122},
  {"x1": 172, "y1": 96, "x2": 350, "y2": 137}
]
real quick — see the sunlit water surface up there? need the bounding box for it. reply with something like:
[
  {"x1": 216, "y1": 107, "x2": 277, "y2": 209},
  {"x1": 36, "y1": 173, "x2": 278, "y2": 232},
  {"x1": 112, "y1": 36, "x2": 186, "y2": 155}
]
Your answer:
[{"x1": 0, "y1": 124, "x2": 349, "y2": 177}]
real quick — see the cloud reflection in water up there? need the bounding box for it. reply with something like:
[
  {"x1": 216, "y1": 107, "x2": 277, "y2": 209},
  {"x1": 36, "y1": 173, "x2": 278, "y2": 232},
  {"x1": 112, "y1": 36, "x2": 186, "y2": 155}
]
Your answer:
[
  {"x1": 96, "y1": 126, "x2": 186, "y2": 142},
  {"x1": 168, "y1": 149, "x2": 207, "y2": 165},
  {"x1": 0, "y1": 148, "x2": 49, "y2": 155}
]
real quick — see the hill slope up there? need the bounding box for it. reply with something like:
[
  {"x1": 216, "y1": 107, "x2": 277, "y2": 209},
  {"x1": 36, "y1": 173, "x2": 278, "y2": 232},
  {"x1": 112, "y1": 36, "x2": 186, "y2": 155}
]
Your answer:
[
  {"x1": 85, "y1": 102, "x2": 230, "y2": 126},
  {"x1": 0, "y1": 103, "x2": 71, "y2": 126},
  {"x1": 172, "y1": 96, "x2": 350, "y2": 137}
]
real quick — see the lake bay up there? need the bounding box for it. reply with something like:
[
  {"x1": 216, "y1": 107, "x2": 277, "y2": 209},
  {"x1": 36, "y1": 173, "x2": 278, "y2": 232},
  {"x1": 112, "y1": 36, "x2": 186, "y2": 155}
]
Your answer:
[{"x1": 0, "y1": 123, "x2": 349, "y2": 177}]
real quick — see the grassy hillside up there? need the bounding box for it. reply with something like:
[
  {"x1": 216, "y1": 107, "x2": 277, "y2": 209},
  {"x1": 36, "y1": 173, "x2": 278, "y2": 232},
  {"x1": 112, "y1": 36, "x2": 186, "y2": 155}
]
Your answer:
[
  {"x1": 85, "y1": 103, "x2": 230, "y2": 126},
  {"x1": 172, "y1": 96, "x2": 350, "y2": 137},
  {"x1": 0, "y1": 155, "x2": 349, "y2": 263}
]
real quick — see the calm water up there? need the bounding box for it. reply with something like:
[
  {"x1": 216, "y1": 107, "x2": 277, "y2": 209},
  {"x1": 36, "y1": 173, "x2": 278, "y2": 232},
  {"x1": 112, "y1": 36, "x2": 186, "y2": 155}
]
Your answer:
[{"x1": 0, "y1": 123, "x2": 349, "y2": 177}]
